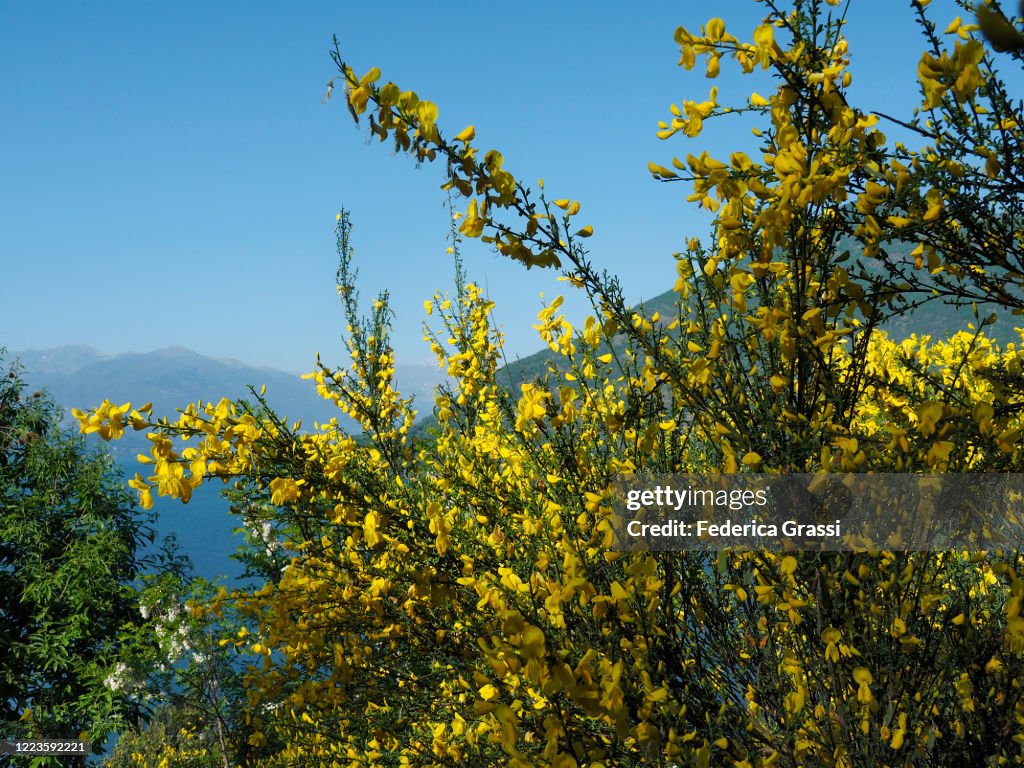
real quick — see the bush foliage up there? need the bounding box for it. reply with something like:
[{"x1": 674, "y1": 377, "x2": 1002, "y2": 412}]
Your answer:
[
  {"x1": 0, "y1": 354, "x2": 194, "y2": 766},
  {"x1": 78, "y1": 1, "x2": 1024, "y2": 765}
]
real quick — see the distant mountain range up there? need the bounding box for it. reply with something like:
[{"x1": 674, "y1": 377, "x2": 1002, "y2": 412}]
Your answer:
[
  {"x1": 7, "y1": 345, "x2": 452, "y2": 581},
  {"x1": 12, "y1": 345, "x2": 448, "y2": 459}
]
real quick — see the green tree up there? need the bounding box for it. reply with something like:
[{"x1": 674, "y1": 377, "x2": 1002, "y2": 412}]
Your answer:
[{"x1": 0, "y1": 352, "x2": 187, "y2": 764}]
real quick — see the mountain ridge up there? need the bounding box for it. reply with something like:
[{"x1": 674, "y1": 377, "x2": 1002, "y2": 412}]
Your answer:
[{"x1": 12, "y1": 346, "x2": 449, "y2": 459}]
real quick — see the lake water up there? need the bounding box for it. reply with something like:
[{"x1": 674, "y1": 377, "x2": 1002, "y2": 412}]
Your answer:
[{"x1": 120, "y1": 461, "x2": 246, "y2": 584}]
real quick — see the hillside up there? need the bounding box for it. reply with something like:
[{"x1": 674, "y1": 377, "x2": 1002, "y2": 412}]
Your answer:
[{"x1": 497, "y1": 281, "x2": 1022, "y2": 390}]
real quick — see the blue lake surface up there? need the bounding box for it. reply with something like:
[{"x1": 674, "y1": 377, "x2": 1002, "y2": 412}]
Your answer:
[{"x1": 119, "y1": 461, "x2": 246, "y2": 584}]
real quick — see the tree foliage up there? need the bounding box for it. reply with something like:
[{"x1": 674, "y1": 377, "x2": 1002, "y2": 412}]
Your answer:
[
  {"x1": 0, "y1": 354, "x2": 194, "y2": 765},
  {"x1": 78, "y1": 1, "x2": 1024, "y2": 765}
]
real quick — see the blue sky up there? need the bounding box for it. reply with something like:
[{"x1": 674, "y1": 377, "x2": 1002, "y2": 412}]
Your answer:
[{"x1": 2, "y1": 0, "x2": 978, "y2": 373}]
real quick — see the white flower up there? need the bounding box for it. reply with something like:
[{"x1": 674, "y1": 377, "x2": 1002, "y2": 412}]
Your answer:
[
  {"x1": 255, "y1": 519, "x2": 281, "y2": 556},
  {"x1": 103, "y1": 662, "x2": 129, "y2": 692}
]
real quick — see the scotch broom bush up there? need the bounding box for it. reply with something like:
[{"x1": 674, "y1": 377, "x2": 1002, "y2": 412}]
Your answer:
[{"x1": 86, "y1": 1, "x2": 1024, "y2": 765}]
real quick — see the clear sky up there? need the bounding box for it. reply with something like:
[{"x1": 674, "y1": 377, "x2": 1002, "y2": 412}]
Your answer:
[{"x1": 1, "y1": 0, "x2": 983, "y2": 374}]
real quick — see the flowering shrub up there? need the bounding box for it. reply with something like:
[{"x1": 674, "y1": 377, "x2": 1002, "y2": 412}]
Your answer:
[{"x1": 84, "y1": 1, "x2": 1024, "y2": 765}]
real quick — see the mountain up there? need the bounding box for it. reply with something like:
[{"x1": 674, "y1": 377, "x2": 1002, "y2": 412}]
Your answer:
[
  {"x1": 497, "y1": 283, "x2": 1022, "y2": 390},
  {"x1": 14, "y1": 344, "x2": 107, "y2": 375},
  {"x1": 13, "y1": 346, "x2": 447, "y2": 460},
  {"x1": 9, "y1": 345, "x2": 449, "y2": 582}
]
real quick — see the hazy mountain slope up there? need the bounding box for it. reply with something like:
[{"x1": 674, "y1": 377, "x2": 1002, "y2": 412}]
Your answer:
[
  {"x1": 497, "y1": 283, "x2": 1022, "y2": 390},
  {"x1": 14, "y1": 346, "x2": 447, "y2": 458}
]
